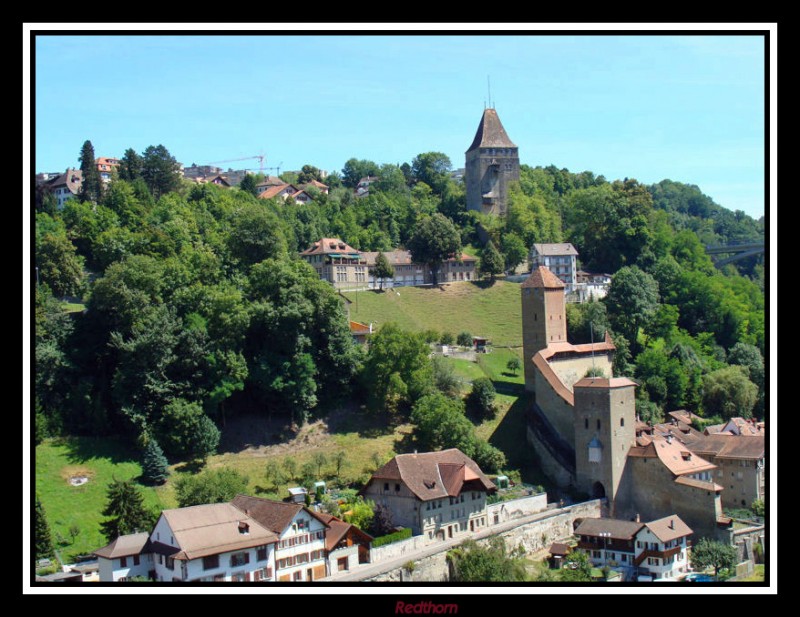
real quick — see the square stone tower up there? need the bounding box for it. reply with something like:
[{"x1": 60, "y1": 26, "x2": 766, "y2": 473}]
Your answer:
[
  {"x1": 465, "y1": 108, "x2": 520, "y2": 216},
  {"x1": 573, "y1": 377, "x2": 637, "y2": 514},
  {"x1": 521, "y1": 266, "x2": 567, "y2": 392}
]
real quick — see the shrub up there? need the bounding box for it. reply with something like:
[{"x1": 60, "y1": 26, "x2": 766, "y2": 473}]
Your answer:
[{"x1": 371, "y1": 527, "x2": 413, "y2": 548}]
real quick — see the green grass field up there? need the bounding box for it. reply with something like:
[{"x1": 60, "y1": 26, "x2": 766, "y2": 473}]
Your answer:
[
  {"x1": 35, "y1": 437, "x2": 168, "y2": 561},
  {"x1": 344, "y1": 280, "x2": 523, "y2": 346}
]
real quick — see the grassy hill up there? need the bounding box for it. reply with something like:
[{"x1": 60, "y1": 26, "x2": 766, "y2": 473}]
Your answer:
[{"x1": 343, "y1": 280, "x2": 523, "y2": 346}]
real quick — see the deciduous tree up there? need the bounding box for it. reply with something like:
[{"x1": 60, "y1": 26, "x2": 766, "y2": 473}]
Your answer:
[
  {"x1": 372, "y1": 252, "x2": 394, "y2": 290},
  {"x1": 407, "y1": 214, "x2": 461, "y2": 286},
  {"x1": 174, "y1": 468, "x2": 249, "y2": 508},
  {"x1": 690, "y1": 538, "x2": 738, "y2": 578}
]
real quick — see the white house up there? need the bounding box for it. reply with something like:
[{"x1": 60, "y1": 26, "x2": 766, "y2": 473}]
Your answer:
[
  {"x1": 47, "y1": 168, "x2": 82, "y2": 208},
  {"x1": 94, "y1": 532, "x2": 154, "y2": 581},
  {"x1": 230, "y1": 495, "x2": 330, "y2": 581},
  {"x1": 575, "y1": 514, "x2": 693, "y2": 581},
  {"x1": 530, "y1": 243, "x2": 578, "y2": 291},
  {"x1": 149, "y1": 503, "x2": 278, "y2": 582}
]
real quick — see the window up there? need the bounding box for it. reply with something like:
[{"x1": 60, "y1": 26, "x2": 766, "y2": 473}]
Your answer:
[
  {"x1": 256, "y1": 546, "x2": 269, "y2": 562},
  {"x1": 230, "y1": 552, "x2": 249, "y2": 568},
  {"x1": 120, "y1": 557, "x2": 127, "y2": 568},
  {"x1": 384, "y1": 483, "x2": 389, "y2": 491},
  {"x1": 133, "y1": 555, "x2": 140, "y2": 566},
  {"x1": 597, "y1": 419, "x2": 601, "y2": 430},
  {"x1": 203, "y1": 555, "x2": 220, "y2": 571},
  {"x1": 165, "y1": 557, "x2": 175, "y2": 570},
  {"x1": 584, "y1": 418, "x2": 588, "y2": 429},
  {"x1": 620, "y1": 417, "x2": 625, "y2": 427},
  {"x1": 395, "y1": 483, "x2": 401, "y2": 492},
  {"x1": 293, "y1": 571, "x2": 303, "y2": 581}
]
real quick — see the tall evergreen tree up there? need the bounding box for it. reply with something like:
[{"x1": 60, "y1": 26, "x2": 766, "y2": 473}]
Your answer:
[
  {"x1": 141, "y1": 144, "x2": 182, "y2": 199},
  {"x1": 35, "y1": 496, "x2": 55, "y2": 561},
  {"x1": 141, "y1": 438, "x2": 169, "y2": 485},
  {"x1": 100, "y1": 479, "x2": 153, "y2": 542},
  {"x1": 78, "y1": 140, "x2": 103, "y2": 203},
  {"x1": 372, "y1": 251, "x2": 394, "y2": 290},
  {"x1": 479, "y1": 240, "x2": 505, "y2": 282},
  {"x1": 118, "y1": 147, "x2": 143, "y2": 182}
]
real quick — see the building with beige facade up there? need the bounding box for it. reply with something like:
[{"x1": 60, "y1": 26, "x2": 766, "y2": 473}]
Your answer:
[{"x1": 362, "y1": 449, "x2": 496, "y2": 541}]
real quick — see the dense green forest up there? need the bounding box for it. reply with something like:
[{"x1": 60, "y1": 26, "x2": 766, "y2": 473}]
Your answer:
[{"x1": 34, "y1": 142, "x2": 766, "y2": 466}]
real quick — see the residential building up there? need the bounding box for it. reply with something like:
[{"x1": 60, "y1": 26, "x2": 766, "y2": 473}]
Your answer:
[
  {"x1": 362, "y1": 448, "x2": 496, "y2": 540},
  {"x1": 355, "y1": 176, "x2": 378, "y2": 197},
  {"x1": 301, "y1": 179, "x2": 329, "y2": 194},
  {"x1": 184, "y1": 164, "x2": 223, "y2": 181},
  {"x1": 255, "y1": 176, "x2": 286, "y2": 194},
  {"x1": 530, "y1": 243, "x2": 579, "y2": 291},
  {"x1": 575, "y1": 514, "x2": 693, "y2": 581},
  {"x1": 149, "y1": 503, "x2": 278, "y2": 582},
  {"x1": 314, "y1": 512, "x2": 373, "y2": 575},
  {"x1": 465, "y1": 107, "x2": 520, "y2": 216},
  {"x1": 96, "y1": 157, "x2": 120, "y2": 183},
  {"x1": 257, "y1": 183, "x2": 312, "y2": 204},
  {"x1": 683, "y1": 433, "x2": 765, "y2": 509},
  {"x1": 300, "y1": 238, "x2": 368, "y2": 290},
  {"x1": 231, "y1": 495, "x2": 330, "y2": 581},
  {"x1": 95, "y1": 532, "x2": 156, "y2": 582},
  {"x1": 46, "y1": 168, "x2": 82, "y2": 208},
  {"x1": 571, "y1": 270, "x2": 611, "y2": 302}
]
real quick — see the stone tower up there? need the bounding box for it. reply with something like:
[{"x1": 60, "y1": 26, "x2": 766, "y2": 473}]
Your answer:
[
  {"x1": 520, "y1": 266, "x2": 567, "y2": 392},
  {"x1": 573, "y1": 377, "x2": 637, "y2": 515},
  {"x1": 465, "y1": 108, "x2": 520, "y2": 216}
]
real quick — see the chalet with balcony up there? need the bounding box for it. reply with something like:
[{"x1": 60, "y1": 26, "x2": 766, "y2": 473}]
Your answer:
[{"x1": 574, "y1": 514, "x2": 692, "y2": 581}]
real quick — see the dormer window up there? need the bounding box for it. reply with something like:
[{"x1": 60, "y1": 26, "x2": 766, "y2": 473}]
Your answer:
[{"x1": 238, "y1": 522, "x2": 249, "y2": 535}]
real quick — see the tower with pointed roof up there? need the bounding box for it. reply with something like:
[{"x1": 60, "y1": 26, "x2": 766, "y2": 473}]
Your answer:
[
  {"x1": 465, "y1": 108, "x2": 520, "y2": 216},
  {"x1": 521, "y1": 266, "x2": 568, "y2": 392}
]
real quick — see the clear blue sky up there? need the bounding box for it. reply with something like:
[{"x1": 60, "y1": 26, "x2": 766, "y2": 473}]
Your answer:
[{"x1": 34, "y1": 33, "x2": 767, "y2": 218}]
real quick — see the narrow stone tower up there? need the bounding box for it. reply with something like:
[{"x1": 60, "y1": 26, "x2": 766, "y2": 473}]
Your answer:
[
  {"x1": 521, "y1": 266, "x2": 567, "y2": 392},
  {"x1": 573, "y1": 377, "x2": 637, "y2": 514},
  {"x1": 465, "y1": 108, "x2": 520, "y2": 216}
]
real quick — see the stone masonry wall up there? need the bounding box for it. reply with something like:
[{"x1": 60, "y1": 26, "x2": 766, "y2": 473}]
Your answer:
[{"x1": 366, "y1": 500, "x2": 603, "y2": 582}]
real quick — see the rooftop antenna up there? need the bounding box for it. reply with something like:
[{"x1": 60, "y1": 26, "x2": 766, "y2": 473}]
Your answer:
[
  {"x1": 590, "y1": 321, "x2": 596, "y2": 375},
  {"x1": 487, "y1": 75, "x2": 493, "y2": 109}
]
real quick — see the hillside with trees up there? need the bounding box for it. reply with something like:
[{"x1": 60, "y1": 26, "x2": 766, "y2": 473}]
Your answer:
[{"x1": 34, "y1": 142, "x2": 766, "y2": 549}]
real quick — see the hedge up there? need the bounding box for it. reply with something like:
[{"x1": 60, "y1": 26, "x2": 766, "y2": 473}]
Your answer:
[{"x1": 371, "y1": 527, "x2": 413, "y2": 548}]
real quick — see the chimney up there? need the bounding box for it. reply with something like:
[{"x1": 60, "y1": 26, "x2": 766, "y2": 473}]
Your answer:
[
  {"x1": 669, "y1": 519, "x2": 675, "y2": 530},
  {"x1": 634, "y1": 513, "x2": 640, "y2": 523},
  {"x1": 665, "y1": 432, "x2": 673, "y2": 445}
]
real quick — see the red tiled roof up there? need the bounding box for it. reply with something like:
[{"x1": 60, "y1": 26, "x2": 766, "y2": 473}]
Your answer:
[
  {"x1": 230, "y1": 495, "x2": 330, "y2": 536},
  {"x1": 687, "y1": 434, "x2": 764, "y2": 460},
  {"x1": 300, "y1": 238, "x2": 360, "y2": 256},
  {"x1": 674, "y1": 476, "x2": 723, "y2": 492},
  {"x1": 369, "y1": 449, "x2": 495, "y2": 502},
  {"x1": 521, "y1": 266, "x2": 565, "y2": 289},
  {"x1": 257, "y1": 183, "x2": 298, "y2": 200},
  {"x1": 651, "y1": 436, "x2": 716, "y2": 476}
]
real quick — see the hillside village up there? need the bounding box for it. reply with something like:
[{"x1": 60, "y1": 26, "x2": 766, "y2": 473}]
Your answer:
[{"x1": 33, "y1": 107, "x2": 766, "y2": 585}]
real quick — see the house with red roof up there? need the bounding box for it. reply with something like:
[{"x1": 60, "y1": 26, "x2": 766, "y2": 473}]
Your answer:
[{"x1": 362, "y1": 448, "x2": 496, "y2": 541}]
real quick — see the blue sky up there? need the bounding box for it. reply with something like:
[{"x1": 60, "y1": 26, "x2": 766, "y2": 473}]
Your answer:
[{"x1": 34, "y1": 33, "x2": 767, "y2": 218}]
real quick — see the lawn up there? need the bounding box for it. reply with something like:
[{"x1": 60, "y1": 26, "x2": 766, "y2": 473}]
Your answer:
[
  {"x1": 343, "y1": 280, "x2": 523, "y2": 346},
  {"x1": 35, "y1": 437, "x2": 167, "y2": 561},
  {"x1": 738, "y1": 564, "x2": 765, "y2": 582}
]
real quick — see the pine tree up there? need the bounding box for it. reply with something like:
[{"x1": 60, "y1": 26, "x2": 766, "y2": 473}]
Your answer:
[
  {"x1": 141, "y1": 438, "x2": 169, "y2": 485},
  {"x1": 372, "y1": 252, "x2": 394, "y2": 290},
  {"x1": 35, "y1": 496, "x2": 54, "y2": 562},
  {"x1": 480, "y1": 240, "x2": 505, "y2": 282},
  {"x1": 100, "y1": 479, "x2": 153, "y2": 542},
  {"x1": 78, "y1": 140, "x2": 103, "y2": 203}
]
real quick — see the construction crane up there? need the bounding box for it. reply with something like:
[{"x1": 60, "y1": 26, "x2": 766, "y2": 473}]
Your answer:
[
  {"x1": 264, "y1": 162, "x2": 283, "y2": 177},
  {"x1": 205, "y1": 154, "x2": 266, "y2": 172}
]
